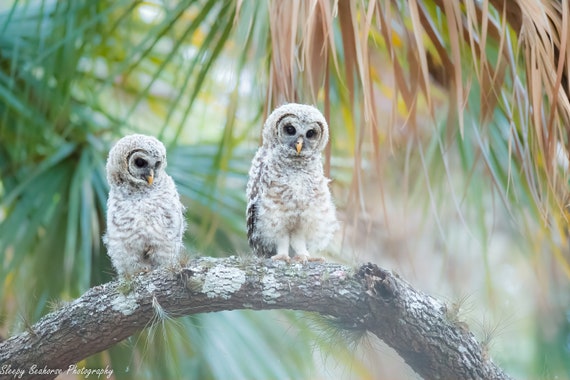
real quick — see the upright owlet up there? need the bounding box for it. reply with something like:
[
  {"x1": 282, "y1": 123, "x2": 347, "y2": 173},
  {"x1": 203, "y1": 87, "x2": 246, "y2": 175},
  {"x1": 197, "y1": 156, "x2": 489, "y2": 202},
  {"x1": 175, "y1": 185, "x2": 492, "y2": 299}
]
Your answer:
[
  {"x1": 246, "y1": 103, "x2": 338, "y2": 262},
  {"x1": 104, "y1": 134, "x2": 186, "y2": 277}
]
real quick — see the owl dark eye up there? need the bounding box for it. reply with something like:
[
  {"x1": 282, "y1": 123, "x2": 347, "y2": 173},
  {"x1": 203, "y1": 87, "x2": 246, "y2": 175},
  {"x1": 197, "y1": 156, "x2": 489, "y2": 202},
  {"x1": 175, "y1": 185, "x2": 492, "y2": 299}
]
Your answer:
[
  {"x1": 134, "y1": 157, "x2": 147, "y2": 168},
  {"x1": 284, "y1": 124, "x2": 296, "y2": 136},
  {"x1": 155, "y1": 161, "x2": 162, "y2": 169},
  {"x1": 306, "y1": 129, "x2": 317, "y2": 139}
]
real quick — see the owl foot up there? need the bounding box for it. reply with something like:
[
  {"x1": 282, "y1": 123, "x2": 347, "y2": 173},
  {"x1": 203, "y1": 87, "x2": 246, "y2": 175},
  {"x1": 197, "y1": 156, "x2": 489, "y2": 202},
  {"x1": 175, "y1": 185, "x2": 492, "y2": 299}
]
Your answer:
[
  {"x1": 292, "y1": 254, "x2": 308, "y2": 263},
  {"x1": 292, "y1": 254, "x2": 325, "y2": 263},
  {"x1": 271, "y1": 253, "x2": 291, "y2": 262}
]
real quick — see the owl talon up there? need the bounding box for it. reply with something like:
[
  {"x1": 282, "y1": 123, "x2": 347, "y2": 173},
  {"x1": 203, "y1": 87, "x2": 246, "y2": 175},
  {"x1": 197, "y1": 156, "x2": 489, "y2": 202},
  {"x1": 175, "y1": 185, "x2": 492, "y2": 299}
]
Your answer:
[
  {"x1": 292, "y1": 254, "x2": 325, "y2": 263},
  {"x1": 292, "y1": 254, "x2": 309, "y2": 263},
  {"x1": 271, "y1": 253, "x2": 291, "y2": 262}
]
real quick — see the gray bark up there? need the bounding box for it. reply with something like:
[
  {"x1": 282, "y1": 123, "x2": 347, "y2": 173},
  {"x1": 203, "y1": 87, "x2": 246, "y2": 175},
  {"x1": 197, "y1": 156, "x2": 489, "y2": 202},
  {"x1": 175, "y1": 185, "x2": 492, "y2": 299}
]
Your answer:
[{"x1": 0, "y1": 257, "x2": 513, "y2": 380}]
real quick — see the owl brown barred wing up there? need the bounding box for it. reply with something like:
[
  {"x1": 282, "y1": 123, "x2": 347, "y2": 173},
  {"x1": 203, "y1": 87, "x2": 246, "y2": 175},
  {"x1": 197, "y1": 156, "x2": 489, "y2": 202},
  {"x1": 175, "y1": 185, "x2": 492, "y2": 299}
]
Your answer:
[
  {"x1": 246, "y1": 153, "x2": 275, "y2": 257},
  {"x1": 247, "y1": 201, "x2": 272, "y2": 258}
]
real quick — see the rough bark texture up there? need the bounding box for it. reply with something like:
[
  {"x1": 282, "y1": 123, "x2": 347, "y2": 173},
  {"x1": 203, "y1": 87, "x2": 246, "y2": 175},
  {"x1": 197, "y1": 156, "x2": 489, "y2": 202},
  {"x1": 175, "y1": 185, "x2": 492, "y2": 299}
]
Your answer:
[{"x1": 0, "y1": 257, "x2": 513, "y2": 380}]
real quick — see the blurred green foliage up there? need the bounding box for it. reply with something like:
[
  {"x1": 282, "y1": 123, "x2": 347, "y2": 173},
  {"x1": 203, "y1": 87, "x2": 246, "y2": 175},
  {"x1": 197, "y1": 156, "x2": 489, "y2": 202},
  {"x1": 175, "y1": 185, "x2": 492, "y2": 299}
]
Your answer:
[
  {"x1": 1, "y1": 0, "x2": 569, "y2": 379},
  {"x1": 0, "y1": 1, "x2": 328, "y2": 378}
]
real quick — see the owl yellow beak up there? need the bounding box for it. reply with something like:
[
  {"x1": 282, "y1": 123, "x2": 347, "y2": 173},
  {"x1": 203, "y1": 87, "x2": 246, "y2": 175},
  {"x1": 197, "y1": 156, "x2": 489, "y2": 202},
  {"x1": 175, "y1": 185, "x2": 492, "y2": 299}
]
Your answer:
[
  {"x1": 146, "y1": 169, "x2": 154, "y2": 185},
  {"x1": 295, "y1": 137, "x2": 303, "y2": 154}
]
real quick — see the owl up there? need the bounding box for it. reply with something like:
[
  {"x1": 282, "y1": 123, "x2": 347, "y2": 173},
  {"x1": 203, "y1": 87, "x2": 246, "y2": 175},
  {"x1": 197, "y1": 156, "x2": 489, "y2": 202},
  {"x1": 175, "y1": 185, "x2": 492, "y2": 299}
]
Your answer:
[
  {"x1": 246, "y1": 103, "x2": 338, "y2": 262},
  {"x1": 104, "y1": 134, "x2": 186, "y2": 277}
]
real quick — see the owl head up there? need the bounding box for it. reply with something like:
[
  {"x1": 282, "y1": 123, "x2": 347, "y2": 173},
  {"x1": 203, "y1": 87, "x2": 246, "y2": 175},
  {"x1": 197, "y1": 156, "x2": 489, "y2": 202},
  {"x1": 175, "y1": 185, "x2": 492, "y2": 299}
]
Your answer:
[
  {"x1": 106, "y1": 134, "x2": 168, "y2": 188},
  {"x1": 262, "y1": 103, "x2": 329, "y2": 158}
]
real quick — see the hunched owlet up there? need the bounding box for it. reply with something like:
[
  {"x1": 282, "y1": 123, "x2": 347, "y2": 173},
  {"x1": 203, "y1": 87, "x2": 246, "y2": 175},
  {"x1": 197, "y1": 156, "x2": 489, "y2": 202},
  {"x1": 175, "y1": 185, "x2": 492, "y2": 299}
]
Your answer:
[
  {"x1": 104, "y1": 134, "x2": 186, "y2": 277},
  {"x1": 246, "y1": 103, "x2": 338, "y2": 262}
]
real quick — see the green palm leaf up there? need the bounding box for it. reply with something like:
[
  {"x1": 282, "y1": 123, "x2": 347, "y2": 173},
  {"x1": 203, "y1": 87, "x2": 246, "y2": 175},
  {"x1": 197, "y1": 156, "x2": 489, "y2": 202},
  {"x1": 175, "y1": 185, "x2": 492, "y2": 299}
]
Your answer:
[{"x1": 2, "y1": 0, "x2": 570, "y2": 378}]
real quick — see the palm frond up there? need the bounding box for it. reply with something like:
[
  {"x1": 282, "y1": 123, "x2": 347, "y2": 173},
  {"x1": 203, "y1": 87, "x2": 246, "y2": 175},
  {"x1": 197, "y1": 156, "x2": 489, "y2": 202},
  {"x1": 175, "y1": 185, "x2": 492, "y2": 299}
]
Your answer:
[{"x1": 2, "y1": 0, "x2": 570, "y2": 377}]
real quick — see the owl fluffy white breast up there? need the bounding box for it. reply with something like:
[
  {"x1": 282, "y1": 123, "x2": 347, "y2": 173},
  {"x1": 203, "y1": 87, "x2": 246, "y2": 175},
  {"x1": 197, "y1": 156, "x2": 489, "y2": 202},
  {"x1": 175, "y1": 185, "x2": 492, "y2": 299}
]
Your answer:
[
  {"x1": 104, "y1": 134, "x2": 186, "y2": 277},
  {"x1": 246, "y1": 103, "x2": 338, "y2": 262}
]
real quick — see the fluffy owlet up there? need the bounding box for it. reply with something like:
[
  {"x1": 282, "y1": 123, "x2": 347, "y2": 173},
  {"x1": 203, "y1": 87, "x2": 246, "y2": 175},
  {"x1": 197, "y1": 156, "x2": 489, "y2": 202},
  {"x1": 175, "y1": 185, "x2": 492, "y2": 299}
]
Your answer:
[
  {"x1": 246, "y1": 103, "x2": 338, "y2": 262},
  {"x1": 104, "y1": 134, "x2": 186, "y2": 277}
]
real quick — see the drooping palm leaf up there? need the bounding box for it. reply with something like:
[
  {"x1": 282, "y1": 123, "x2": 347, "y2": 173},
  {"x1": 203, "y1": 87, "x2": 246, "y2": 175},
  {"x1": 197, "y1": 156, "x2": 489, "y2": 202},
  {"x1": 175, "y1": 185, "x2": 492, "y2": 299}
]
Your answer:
[{"x1": 2, "y1": 0, "x2": 570, "y2": 378}]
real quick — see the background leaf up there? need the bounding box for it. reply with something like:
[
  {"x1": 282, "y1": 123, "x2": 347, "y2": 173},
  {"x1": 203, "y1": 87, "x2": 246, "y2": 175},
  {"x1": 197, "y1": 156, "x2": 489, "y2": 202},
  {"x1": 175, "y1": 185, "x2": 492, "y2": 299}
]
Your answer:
[{"x1": 1, "y1": 0, "x2": 569, "y2": 378}]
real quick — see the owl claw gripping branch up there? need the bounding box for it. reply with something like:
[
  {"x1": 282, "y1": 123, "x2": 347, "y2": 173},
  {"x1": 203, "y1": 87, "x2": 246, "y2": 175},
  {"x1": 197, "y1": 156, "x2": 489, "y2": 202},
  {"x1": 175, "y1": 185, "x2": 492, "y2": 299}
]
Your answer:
[{"x1": 246, "y1": 103, "x2": 339, "y2": 263}]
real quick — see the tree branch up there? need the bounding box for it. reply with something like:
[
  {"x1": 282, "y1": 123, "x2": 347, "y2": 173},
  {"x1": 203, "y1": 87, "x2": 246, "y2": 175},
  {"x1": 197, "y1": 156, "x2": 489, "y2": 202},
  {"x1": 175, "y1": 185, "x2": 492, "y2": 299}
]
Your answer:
[{"x1": 0, "y1": 257, "x2": 513, "y2": 380}]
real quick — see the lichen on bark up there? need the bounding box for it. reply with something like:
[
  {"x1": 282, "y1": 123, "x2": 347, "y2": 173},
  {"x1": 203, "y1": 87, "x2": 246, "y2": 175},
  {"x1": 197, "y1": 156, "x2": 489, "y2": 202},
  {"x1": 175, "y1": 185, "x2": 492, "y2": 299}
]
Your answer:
[{"x1": 0, "y1": 257, "x2": 513, "y2": 380}]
